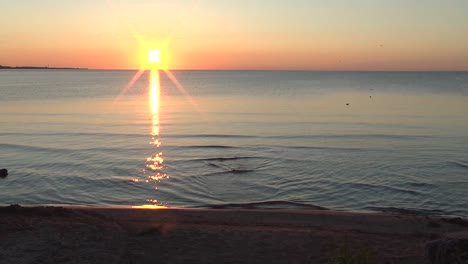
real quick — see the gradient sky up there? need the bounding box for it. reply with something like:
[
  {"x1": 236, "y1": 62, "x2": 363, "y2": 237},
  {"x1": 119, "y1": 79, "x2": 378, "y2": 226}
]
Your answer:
[{"x1": 1, "y1": 0, "x2": 468, "y2": 70}]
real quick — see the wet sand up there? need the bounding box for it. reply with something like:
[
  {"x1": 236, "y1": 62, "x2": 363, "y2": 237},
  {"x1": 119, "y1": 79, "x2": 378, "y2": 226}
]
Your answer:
[{"x1": 0, "y1": 205, "x2": 466, "y2": 264}]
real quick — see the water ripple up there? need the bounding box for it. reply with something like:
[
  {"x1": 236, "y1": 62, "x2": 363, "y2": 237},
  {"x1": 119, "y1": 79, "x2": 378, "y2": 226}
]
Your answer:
[{"x1": 203, "y1": 200, "x2": 328, "y2": 210}]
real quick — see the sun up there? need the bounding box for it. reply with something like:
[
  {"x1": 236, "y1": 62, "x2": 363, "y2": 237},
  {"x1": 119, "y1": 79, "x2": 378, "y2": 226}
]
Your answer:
[
  {"x1": 148, "y1": 49, "x2": 161, "y2": 63},
  {"x1": 134, "y1": 38, "x2": 170, "y2": 70},
  {"x1": 117, "y1": 42, "x2": 198, "y2": 112}
]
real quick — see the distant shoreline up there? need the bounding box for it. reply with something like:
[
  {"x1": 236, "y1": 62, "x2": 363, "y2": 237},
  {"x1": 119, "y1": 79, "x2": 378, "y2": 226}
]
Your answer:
[
  {"x1": 0, "y1": 65, "x2": 88, "y2": 70},
  {"x1": 1, "y1": 65, "x2": 467, "y2": 72}
]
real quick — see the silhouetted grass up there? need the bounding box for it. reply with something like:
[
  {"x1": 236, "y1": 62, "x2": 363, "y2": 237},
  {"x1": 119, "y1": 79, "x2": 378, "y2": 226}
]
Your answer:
[
  {"x1": 330, "y1": 241, "x2": 373, "y2": 264},
  {"x1": 453, "y1": 248, "x2": 468, "y2": 264}
]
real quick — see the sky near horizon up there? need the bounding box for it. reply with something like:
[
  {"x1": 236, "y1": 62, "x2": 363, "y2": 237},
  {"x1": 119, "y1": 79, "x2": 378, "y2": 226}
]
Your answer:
[{"x1": 1, "y1": 0, "x2": 468, "y2": 70}]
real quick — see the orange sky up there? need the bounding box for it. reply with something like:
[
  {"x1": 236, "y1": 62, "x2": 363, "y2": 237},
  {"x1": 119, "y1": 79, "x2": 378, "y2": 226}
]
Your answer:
[{"x1": 1, "y1": 0, "x2": 468, "y2": 70}]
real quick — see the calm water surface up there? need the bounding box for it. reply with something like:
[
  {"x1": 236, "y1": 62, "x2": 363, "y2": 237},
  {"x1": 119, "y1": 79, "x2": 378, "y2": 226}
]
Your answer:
[{"x1": 1, "y1": 70, "x2": 467, "y2": 215}]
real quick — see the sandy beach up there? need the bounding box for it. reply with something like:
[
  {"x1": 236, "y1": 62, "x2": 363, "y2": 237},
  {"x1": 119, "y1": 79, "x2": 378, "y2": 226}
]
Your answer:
[{"x1": 1, "y1": 205, "x2": 467, "y2": 264}]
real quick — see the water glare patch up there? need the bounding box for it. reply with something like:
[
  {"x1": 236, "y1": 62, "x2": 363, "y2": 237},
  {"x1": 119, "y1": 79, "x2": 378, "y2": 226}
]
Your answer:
[{"x1": 132, "y1": 67, "x2": 169, "y2": 208}]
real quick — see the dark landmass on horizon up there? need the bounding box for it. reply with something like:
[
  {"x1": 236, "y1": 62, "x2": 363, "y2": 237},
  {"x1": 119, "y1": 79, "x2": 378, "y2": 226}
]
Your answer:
[{"x1": 0, "y1": 65, "x2": 88, "y2": 70}]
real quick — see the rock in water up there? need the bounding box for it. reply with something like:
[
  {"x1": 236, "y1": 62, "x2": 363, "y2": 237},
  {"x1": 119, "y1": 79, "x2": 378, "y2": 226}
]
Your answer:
[
  {"x1": 0, "y1": 168, "x2": 8, "y2": 178},
  {"x1": 426, "y1": 238, "x2": 468, "y2": 264}
]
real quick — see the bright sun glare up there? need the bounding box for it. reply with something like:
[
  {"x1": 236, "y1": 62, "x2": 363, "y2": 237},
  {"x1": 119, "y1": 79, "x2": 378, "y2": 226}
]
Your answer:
[
  {"x1": 116, "y1": 42, "x2": 198, "y2": 113},
  {"x1": 148, "y1": 49, "x2": 161, "y2": 63}
]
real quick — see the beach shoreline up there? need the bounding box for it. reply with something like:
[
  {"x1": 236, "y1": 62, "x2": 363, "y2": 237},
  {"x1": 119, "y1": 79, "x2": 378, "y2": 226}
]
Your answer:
[{"x1": 1, "y1": 205, "x2": 467, "y2": 264}]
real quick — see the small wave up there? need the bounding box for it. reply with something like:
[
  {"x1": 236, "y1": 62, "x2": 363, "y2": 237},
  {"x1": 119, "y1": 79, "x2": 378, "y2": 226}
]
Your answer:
[
  {"x1": 190, "y1": 168, "x2": 258, "y2": 178},
  {"x1": 405, "y1": 182, "x2": 435, "y2": 188},
  {"x1": 343, "y1": 182, "x2": 422, "y2": 195},
  {"x1": 287, "y1": 145, "x2": 368, "y2": 151},
  {"x1": 168, "y1": 134, "x2": 258, "y2": 139},
  {"x1": 183, "y1": 145, "x2": 236, "y2": 149},
  {"x1": 265, "y1": 134, "x2": 431, "y2": 140},
  {"x1": 166, "y1": 133, "x2": 431, "y2": 140},
  {"x1": 0, "y1": 143, "x2": 141, "y2": 153},
  {"x1": 366, "y1": 206, "x2": 446, "y2": 216},
  {"x1": 205, "y1": 163, "x2": 258, "y2": 172},
  {"x1": 192, "y1": 156, "x2": 265, "y2": 173},
  {"x1": 0, "y1": 143, "x2": 73, "y2": 153},
  {"x1": 229, "y1": 169, "x2": 255, "y2": 174},
  {"x1": 452, "y1": 161, "x2": 468, "y2": 169},
  {"x1": 0, "y1": 131, "x2": 146, "y2": 138},
  {"x1": 334, "y1": 134, "x2": 431, "y2": 139},
  {"x1": 198, "y1": 157, "x2": 258, "y2": 162},
  {"x1": 203, "y1": 201, "x2": 328, "y2": 210},
  {"x1": 197, "y1": 168, "x2": 256, "y2": 175},
  {"x1": 2, "y1": 132, "x2": 430, "y2": 141}
]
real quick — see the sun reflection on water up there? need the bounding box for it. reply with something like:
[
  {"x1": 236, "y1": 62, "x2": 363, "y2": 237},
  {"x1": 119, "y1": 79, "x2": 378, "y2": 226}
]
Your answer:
[
  {"x1": 140, "y1": 65, "x2": 168, "y2": 208},
  {"x1": 120, "y1": 47, "x2": 195, "y2": 208},
  {"x1": 149, "y1": 70, "x2": 160, "y2": 115},
  {"x1": 146, "y1": 71, "x2": 168, "y2": 186},
  {"x1": 132, "y1": 204, "x2": 167, "y2": 209}
]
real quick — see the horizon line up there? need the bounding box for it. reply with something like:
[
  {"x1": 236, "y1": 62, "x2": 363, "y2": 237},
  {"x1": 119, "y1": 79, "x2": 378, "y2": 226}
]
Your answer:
[{"x1": 1, "y1": 65, "x2": 467, "y2": 72}]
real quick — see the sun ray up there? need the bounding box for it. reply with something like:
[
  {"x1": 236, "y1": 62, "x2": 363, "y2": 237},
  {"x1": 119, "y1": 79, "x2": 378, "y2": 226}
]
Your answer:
[
  {"x1": 113, "y1": 69, "x2": 146, "y2": 102},
  {"x1": 162, "y1": 69, "x2": 201, "y2": 112}
]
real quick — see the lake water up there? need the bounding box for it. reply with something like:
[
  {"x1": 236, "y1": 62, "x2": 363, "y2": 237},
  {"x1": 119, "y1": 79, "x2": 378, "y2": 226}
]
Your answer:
[{"x1": 1, "y1": 70, "x2": 467, "y2": 215}]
